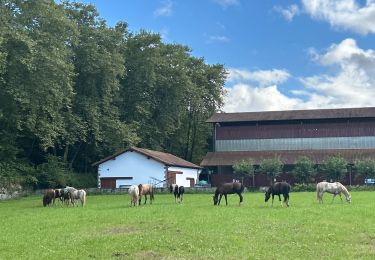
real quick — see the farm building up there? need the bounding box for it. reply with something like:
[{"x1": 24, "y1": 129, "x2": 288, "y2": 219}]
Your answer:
[
  {"x1": 93, "y1": 147, "x2": 201, "y2": 189},
  {"x1": 200, "y1": 107, "x2": 375, "y2": 187}
]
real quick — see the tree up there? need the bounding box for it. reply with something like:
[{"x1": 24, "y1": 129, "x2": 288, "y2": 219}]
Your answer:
[
  {"x1": 260, "y1": 157, "x2": 283, "y2": 184},
  {"x1": 233, "y1": 159, "x2": 255, "y2": 186},
  {"x1": 320, "y1": 156, "x2": 348, "y2": 182},
  {"x1": 293, "y1": 156, "x2": 316, "y2": 184},
  {"x1": 354, "y1": 159, "x2": 375, "y2": 179}
]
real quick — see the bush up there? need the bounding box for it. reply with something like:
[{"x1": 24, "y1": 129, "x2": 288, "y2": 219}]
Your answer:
[{"x1": 292, "y1": 183, "x2": 316, "y2": 192}]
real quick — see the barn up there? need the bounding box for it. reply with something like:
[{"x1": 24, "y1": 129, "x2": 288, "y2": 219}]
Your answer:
[
  {"x1": 93, "y1": 147, "x2": 201, "y2": 189},
  {"x1": 200, "y1": 107, "x2": 375, "y2": 187}
]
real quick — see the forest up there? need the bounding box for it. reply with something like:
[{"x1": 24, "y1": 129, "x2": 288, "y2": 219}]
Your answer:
[{"x1": 0, "y1": 1, "x2": 226, "y2": 188}]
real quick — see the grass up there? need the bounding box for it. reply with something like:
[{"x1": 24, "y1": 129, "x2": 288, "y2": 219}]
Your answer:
[{"x1": 1, "y1": 191, "x2": 375, "y2": 259}]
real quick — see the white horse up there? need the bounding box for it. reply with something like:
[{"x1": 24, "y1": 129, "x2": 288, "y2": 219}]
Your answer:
[
  {"x1": 70, "y1": 189, "x2": 86, "y2": 207},
  {"x1": 64, "y1": 186, "x2": 86, "y2": 207},
  {"x1": 316, "y1": 181, "x2": 351, "y2": 204},
  {"x1": 128, "y1": 185, "x2": 139, "y2": 207}
]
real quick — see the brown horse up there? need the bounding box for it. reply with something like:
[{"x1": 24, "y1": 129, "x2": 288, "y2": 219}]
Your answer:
[
  {"x1": 213, "y1": 182, "x2": 244, "y2": 206},
  {"x1": 138, "y1": 184, "x2": 154, "y2": 205},
  {"x1": 43, "y1": 189, "x2": 55, "y2": 207},
  {"x1": 265, "y1": 182, "x2": 291, "y2": 207}
]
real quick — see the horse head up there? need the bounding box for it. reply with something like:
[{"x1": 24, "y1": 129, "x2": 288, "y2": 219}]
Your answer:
[{"x1": 213, "y1": 194, "x2": 219, "y2": 205}]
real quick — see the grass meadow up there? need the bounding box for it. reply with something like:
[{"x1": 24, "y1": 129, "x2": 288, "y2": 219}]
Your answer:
[{"x1": 1, "y1": 191, "x2": 375, "y2": 260}]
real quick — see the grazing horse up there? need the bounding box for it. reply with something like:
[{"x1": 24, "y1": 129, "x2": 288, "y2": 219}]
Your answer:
[
  {"x1": 43, "y1": 189, "x2": 55, "y2": 207},
  {"x1": 138, "y1": 184, "x2": 154, "y2": 205},
  {"x1": 213, "y1": 182, "x2": 244, "y2": 206},
  {"x1": 69, "y1": 189, "x2": 86, "y2": 207},
  {"x1": 265, "y1": 182, "x2": 291, "y2": 207},
  {"x1": 129, "y1": 185, "x2": 139, "y2": 207},
  {"x1": 53, "y1": 189, "x2": 65, "y2": 205},
  {"x1": 169, "y1": 184, "x2": 184, "y2": 203},
  {"x1": 316, "y1": 181, "x2": 351, "y2": 204}
]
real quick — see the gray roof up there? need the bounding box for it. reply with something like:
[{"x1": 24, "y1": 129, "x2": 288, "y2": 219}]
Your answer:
[
  {"x1": 93, "y1": 147, "x2": 201, "y2": 169},
  {"x1": 207, "y1": 107, "x2": 375, "y2": 123}
]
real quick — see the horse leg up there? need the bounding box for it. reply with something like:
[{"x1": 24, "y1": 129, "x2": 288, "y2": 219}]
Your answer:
[
  {"x1": 271, "y1": 195, "x2": 274, "y2": 207},
  {"x1": 331, "y1": 194, "x2": 336, "y2": 203},
  {"x1": 239, "y1": 193, "x2": 243, "y2": 206},
  {"x1": 144, "y1": 194, "x2": 147, "y2": 205},
  {"x1": 224, "y1": 194, "x2": 228, "y2": 206},
  {"x1": 285, "y1": 194, "x2": 290, "y2": 207},
  {"x1": 218, "y1": 194, "x2": 223, "y2": 205},
  {"x1": 278, "y1": 194, "x2": 283, "y2": 207},
  {"x1": 338, "y1": 193, "x2": 343, "y2": 203}
]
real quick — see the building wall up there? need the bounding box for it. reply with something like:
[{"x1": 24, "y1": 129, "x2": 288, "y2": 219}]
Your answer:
[
  {"x1": 98, "y1": 151, "x2": 166, "y2": 188},
  {"x1": 168, "y1": 166, "x2": 200, "y2": 187},
  {"x1": 215, "y1": 119, "x2": 375, "y2": 152}
]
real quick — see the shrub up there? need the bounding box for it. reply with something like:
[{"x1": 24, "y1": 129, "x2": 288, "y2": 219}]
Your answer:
[{"x1": 292, "y1": 183, "x2": 316, "y2": 192}]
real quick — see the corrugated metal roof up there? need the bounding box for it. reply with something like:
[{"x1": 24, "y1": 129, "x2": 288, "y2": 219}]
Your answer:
[
  {"x1": 93, "y1": 147, "x2": 201, "y2": 169},
  {"x1": 200, "y1": 149, "x2": 375, "y2": 166},
  {"x1": 207, "y1": 107, "x2": 375, "y2": 123}
]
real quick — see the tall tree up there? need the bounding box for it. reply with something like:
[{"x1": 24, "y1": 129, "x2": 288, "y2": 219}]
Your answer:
[
  {"x1": 63, "y1": 2, "x2": 139, "y2": 171},
  {"x1": 293, "y1": 156, "x2": 316, "y2": 184},
  {"x1": 320, "y1": 156, "x2": 348, "y2": 182},
  {"x1": 233, "y1": 159, "x2": 255, "y2": 186},
  {"x1": 260, "y1": 157, "x2": 283, "y2": 184}
]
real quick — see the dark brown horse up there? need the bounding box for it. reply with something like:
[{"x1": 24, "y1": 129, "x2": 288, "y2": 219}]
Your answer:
[
  {"x1": 213, "y1": 182, "x2": 244, "y2": 206},
  {"x1": 138, "y1": 184, "x2": 154, "y2": 205},
  {"x1": 43, "y1": 189, "x2": 55, "y2": 207},
  {"x1": 169, "y1": 184, "x2": 184, "y2": 203},
  {"x1": 265, "y1": 182, "x2": 291, "y2": 207}
]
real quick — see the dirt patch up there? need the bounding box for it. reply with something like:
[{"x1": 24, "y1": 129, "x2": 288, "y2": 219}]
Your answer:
[
  {"x1": 99, "y1": 226, "x2": 138, "y2": 236},
  {"x1": 111, "y1": 251, "x2": 130, "y2": 259},
  {"x1": 134, "y1": 250, "x2": 165, "y2": 259}
]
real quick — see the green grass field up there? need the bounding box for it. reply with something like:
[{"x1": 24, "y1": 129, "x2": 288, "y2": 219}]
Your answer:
[{"x1": 1, "y1": 191, "x2": 375, "y2": 259}]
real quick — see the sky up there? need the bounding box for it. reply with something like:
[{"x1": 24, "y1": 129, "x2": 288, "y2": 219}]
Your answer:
[{"x1": 80, "y1": 0, "x2": 375, "y2": 113}]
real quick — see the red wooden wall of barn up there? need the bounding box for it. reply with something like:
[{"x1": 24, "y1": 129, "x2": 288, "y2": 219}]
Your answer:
[{"x1": 216, "y1": 119, "x2": 375, "y2": 140}]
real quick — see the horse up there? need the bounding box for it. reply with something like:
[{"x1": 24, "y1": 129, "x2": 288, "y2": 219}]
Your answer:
[
  {"x1": 128, "y1": 185, "x2": 139, "y2": 207},
  {"x1": 169, "y1": 184, "x2": 184, "y2": 203},
  {"x1": 53, "y1": 189, "x2": 65, "y2": 205},
  {"x1": 68, "y1": 189, "x2": 86, "y2": 207},
  {"x1": 316, "y1": 181, "x2": 351, "y2": 204},
  {"x1": 265, "y1": 182, "x2": 291, "y2": 207},
  {"x1": 43, "y1": 189, "x2": 55, "y2": 207},
  {"x1": 138, "y1": 184, "x2": 154, "y2": 205},
  {"x1": 213, "y1": 182, "x2": 244, "y2": 206}
]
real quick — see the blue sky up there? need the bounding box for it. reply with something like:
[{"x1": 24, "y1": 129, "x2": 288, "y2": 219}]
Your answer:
[{"x1": 80, "y1": 0, "x2": 375, "y2": 112}]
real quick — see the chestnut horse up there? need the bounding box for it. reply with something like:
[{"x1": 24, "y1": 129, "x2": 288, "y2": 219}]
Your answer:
[
  {"x1": 138, "y1": 184, "x2": 154, "y2": 205},
  {"x1": 213, "y1": 182, "x2": 244, "y2": 206}
]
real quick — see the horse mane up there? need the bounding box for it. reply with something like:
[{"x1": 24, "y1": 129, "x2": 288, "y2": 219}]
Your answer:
[{"x1": 336, "y1": 182, "x2": 350, "y2": 197}]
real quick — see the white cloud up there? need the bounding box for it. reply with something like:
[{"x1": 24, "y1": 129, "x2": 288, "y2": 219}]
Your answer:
[
  {"x1": 154, "y1": 0, "x2": 173, "y2": 17},
  {"x1": 227, "y1": 68, "x2": 290, "y2": 86},
  {"x1": 302, "y1": 0, "x2": 375, "y2": 34},
  {"x1": 212, "y1": 0, "x2": 240, "y2": 9},
  {"x1": 206, "y1": 35, "x2": 230, "y2": 44},
  {"x1": 223, "y1": 39, "x2": 375, "y2": 112},
  {"x1": 223, "y1": 84, "x2": 301, "y2": 112},
  {"x1": 274, "y1": 4, "x2": 300, "y2": 22}
]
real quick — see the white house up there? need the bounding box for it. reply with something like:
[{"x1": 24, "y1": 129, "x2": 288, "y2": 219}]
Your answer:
[{"x1": 92, "y1": 147, "x2": 202, "y2": 189}]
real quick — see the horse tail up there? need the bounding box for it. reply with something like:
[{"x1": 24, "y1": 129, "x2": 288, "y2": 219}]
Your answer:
[
  {"x1": 151, "y1": 186, "x2": 154, "y2": 201},
  {"x1": 80, "y1": 190, "x2": 86, "y2": 206}
]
